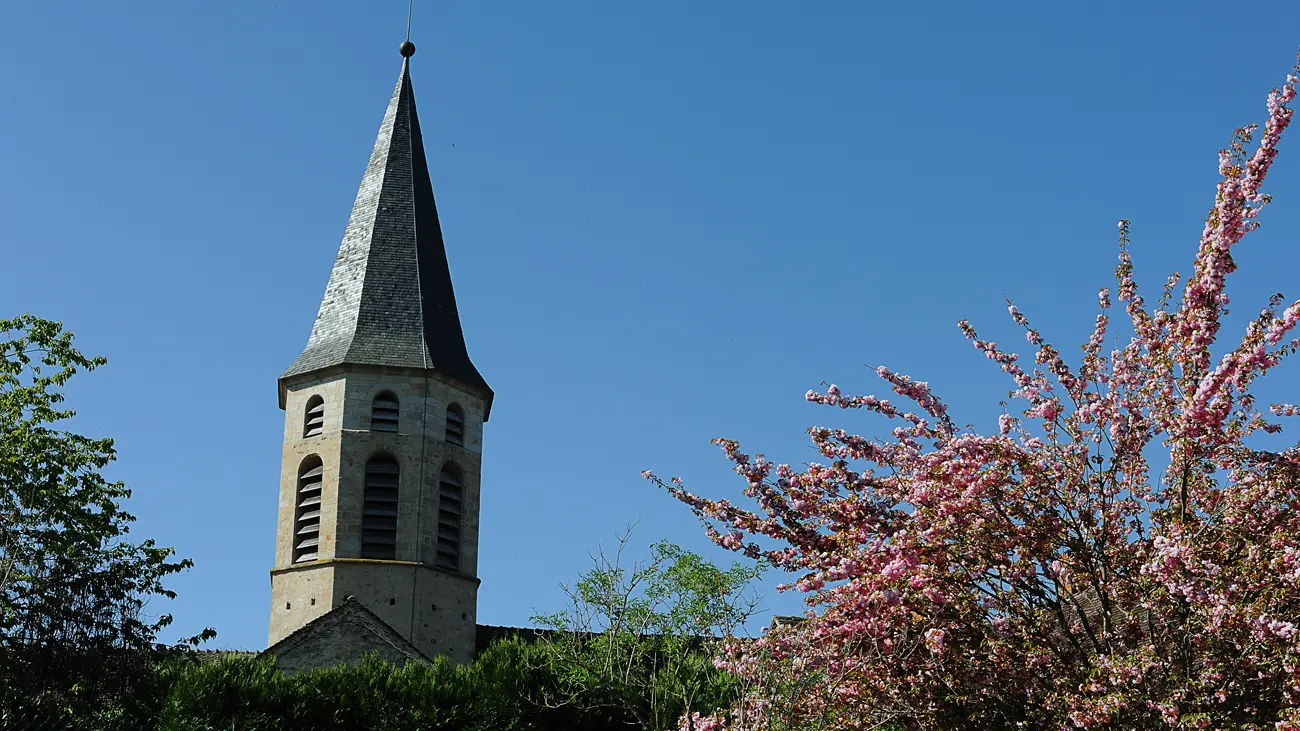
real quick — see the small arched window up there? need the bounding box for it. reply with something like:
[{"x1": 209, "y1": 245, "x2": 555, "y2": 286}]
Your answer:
[
  {"x1": 303, "y1": 395, "x2": 325, "y2": 438},
  {"x1": 361, "y1": 455, "x2": 399, "y2": 560},
  {"x1": 436, "y1": 464, "x2": 463, "y2": 571},
  {"x1": 371, "y1": 391, "x2": 400, "y2": 432},
  {"x1": 293, "y1": 457, "x2": 324, "y2": 563},
  {"x1": 445, "y1": 404, "x2": 465, "y2": 446}
]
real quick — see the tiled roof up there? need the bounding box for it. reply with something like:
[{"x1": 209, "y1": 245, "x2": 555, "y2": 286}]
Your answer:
[
  {"x1": 768, "y1": 615, "x2": 806, "y2": 628},
  {"x1": 473, "y1": 624, "x2": 572, "y2": 654},
  {"x1": 281, "y1": 54, "x2": 492, "y2": 413},
  {"x1": 187, "y1": 648, "x2": 258, "y2": 664}
]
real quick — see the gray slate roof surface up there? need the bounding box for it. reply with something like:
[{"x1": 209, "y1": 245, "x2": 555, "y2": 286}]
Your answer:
[{"x1": 281, "y1": 57, "x2": 491, "y2": 404}]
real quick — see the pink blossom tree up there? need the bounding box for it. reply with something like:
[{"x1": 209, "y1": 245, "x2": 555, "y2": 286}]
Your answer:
[{"x1": 649, "y1": 60, "x2": 1300, "y2": 730}]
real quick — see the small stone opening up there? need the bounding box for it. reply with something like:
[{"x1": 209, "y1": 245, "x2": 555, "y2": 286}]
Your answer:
[
  {"x1": 371, "y1": 391, "x2": 400, "y2": 432},
  {"x1": 303, "y1": 395, "x2": 325, "y2": 438},
  {"x1": 436, "y1": 464, "x2": 463, "y2": 571},
  {"x1": 361, "y1": 455, "x2": 399, "y2": 560},
  {"x1": 445, "y1": 404, "x2": 465, "y2": 446},
  {"x1": 293, "y1": 456, "x2": 324, "y2": 563}
]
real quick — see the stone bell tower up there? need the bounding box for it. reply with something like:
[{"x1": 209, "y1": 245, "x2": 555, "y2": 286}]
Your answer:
[{"x1": 267, "y1": 40, "x2": 492, "y2": 665}]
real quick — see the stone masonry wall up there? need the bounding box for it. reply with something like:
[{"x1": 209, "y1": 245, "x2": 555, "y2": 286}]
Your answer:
[
  {"x1": 269, "y1": 367, "x2": 487, "y2": 663},
  {"x1": 268, "y1": 563, "x2": 336, "y2": 647},
  {"x1": 330, "y1": 561, "x2": 478, "y2": 665}
]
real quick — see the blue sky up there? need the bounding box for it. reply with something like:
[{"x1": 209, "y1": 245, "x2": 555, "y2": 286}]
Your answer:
[{"x1": 2, "y1": 1, "x2": 1299, "y2": 650}]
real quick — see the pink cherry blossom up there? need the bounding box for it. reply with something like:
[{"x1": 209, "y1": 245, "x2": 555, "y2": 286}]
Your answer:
[{"x1": 647, "y1": 58, "x2": 1300, "y2": 731}]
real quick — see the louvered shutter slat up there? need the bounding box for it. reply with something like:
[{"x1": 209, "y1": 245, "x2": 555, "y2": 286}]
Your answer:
[
  {"x1": 361, "y1": 457, "x2": 400, "y2": 560},
  {"x1": 292, "y1": 459, "x2": 326, "y2": 563},
  {"x1": 303, "y1": 398, "x2": 326, "y2": 439},
  {"x1": 434, "y1": 467, "x2": 463, "y2": 572},
  {"x1": 445, "y1": 407, "x2": 465, "y2": 445},
  {"x1": 370, "y1": 394, "x2": 401, "y2": 433}
]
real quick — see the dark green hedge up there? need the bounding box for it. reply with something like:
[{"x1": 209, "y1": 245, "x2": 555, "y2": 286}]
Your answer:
[{"x1": 51, "y1": 637, "x2": 733, "y2": 731}]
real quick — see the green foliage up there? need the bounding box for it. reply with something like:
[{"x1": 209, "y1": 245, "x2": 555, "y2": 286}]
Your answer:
[
  {"x1": 530, "y1": 531, "x2": 763, "y2": 730},
  {"x1": 149, "y1": 638, "x2": 692, "y2": 731},
  {"x1": 0, "y1": 314, "x2": 213, "y2": 722},
  {"x1": 133, "y1": 535, "x2": 760, "y2": 731},
  {"x1": 0, "y1": 314, "x2": 755, "y2": 729}
]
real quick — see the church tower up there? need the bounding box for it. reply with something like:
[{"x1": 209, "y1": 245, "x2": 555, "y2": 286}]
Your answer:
[{"x1": 267, "y1": 40, "x2": 492, "y2": 665}]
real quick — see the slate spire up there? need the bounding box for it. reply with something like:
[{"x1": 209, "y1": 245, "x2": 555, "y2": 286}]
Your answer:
[{"x1": 281, "y1": 47, "x2": 492, "y2": 413}]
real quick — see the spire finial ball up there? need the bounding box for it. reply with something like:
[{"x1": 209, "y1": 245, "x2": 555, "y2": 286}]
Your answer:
[{"x1": 399, "y1": 40, "x2": 416, "y2": 58}]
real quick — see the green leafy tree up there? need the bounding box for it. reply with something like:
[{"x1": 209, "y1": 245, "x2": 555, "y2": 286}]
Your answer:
[
  {"x1": 531, "y1": 529, "x2": 765, "y2": 730},
  {"x1": 0, "y1": 314, "x2": 211, "y2": 725}
]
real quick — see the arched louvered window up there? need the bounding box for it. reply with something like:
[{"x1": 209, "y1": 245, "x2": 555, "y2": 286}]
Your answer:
[
  {"x1": 361, "y1": 455, "x2": 399, "y2": 560},
  {"x1": 303, "y1": 395, "x2": 325, "y2": 438},
  {"x1": 436, "y1": 465, "x2": 463, "y2": 571},
  {"x1": 371, "y1": 391, "x2": 399, "y2": 432},
  {"x1": 293, "y1": 457, "x2": 324, "y2": 563},
  {"x1": 445, "y1": 404, "x2": 465, "y2": 446}
]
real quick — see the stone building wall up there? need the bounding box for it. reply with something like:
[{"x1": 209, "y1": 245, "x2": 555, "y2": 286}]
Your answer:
[{"x1": 268, "y1": 367, "x2": 486, "y2": 663}]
